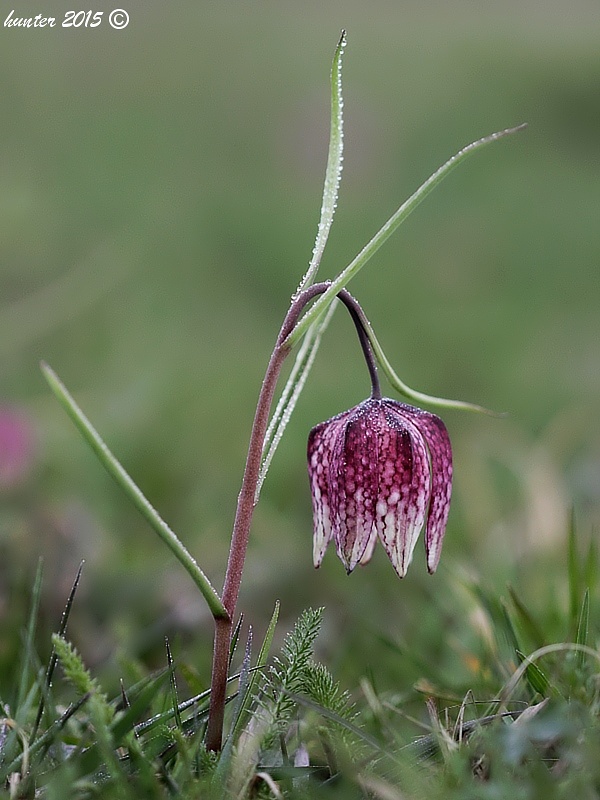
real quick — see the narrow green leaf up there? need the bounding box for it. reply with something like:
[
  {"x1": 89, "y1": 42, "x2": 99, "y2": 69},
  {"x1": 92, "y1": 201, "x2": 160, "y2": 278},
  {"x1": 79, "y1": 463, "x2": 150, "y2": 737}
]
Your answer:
[
  {"x1": 576, "y1": 588, "x2": 590, "y2": 668},
  {"x1": 41, "y1": 362, "x2": 227, "y2": 620},
  {"x1": 287, "y1": 124, "x2": 527, "y2": 348},
  {"x1": 257, "y1": 302, "x2": 336, "y2": 499},
  {"x1": 258, "y1": 29, "x2": 346, "y2": 496},
  {"x1": 500, "y1": 601, "x2": 549, "y2": 697},
  {"x1": 165, "y1": 638, "x2": 182, "y2": 731},
  {"x1": 514, "y1": 650, "x2": 550, "y2": 697},
  {"x1": 584, "y1": 538, "x2": 598, "y2": 595},
  {"x1": 567, "y1": 508, "x2": 580, "y2": 633},
  {"x1": 2, "y1": 694, "x2": 90, "y2": 781},
  {"x1": 17, "y1": 558, "x2": 44, "y2": 719},
  {"x1": 215, "y1": 628, "x2": 253, "y2": 783},
  {"x1": 232, "y1": 600, "x2": 280, "y2": 738},
  {"x1": 359, "y1": 311, "x2": 500, "y2": 415},
  {"x1": 132, "y1": 672, "x2": 243, "y2": 737},
  {"x1": 296, "y1": 29, "x2": 346, "y2": 293},
  {"x1": 229, "y1": 613, "x2": 244, "y2": 668},
  {"x1": 499, "y1": 642, "x2": 600, "y2": 710},
  {"x1": 111, "y1": 670, "x2": 171, "y2": 743},
  {"x1": 31, "y1": 560, "x2": 84, "y2": 742},
  {"x1": 499, "y1": 600, "x2": 521, "y2": 656},
  {"x1": 507, "y1": 584, "x2": 546, "y2": 650}
]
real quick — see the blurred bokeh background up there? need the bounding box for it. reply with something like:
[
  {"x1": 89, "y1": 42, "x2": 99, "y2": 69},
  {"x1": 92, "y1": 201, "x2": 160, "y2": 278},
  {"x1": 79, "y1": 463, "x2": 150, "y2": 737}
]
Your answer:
[{"x1": 1, "y1": 2, "x2": 599, "y2": 697}]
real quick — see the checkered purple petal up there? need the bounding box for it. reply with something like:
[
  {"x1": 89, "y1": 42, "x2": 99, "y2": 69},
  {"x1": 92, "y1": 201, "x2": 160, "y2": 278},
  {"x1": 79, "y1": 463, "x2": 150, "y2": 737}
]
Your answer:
[{"x1": 393, "y1": 403, "x2": 453, "y2": 573}]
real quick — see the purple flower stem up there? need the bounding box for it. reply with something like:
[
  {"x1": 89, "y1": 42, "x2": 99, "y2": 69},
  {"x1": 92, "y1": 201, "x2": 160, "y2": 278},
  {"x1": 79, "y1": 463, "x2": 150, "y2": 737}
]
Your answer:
[
  {"x1": 206, "y1": 282, "x2": 325, "y2": 751},
  {"x1": 336, "y1": 290, "x2": 381, "y2": 400},
  {"x1": 205, "y1": 282, "x2": 381, "y2": 751}
]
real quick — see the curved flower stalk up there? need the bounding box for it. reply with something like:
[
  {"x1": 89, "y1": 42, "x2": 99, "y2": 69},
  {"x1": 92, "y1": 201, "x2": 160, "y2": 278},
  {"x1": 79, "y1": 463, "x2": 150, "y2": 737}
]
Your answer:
[{"x1": 306, "y1": 293, "x2": 452, "y2": 577}]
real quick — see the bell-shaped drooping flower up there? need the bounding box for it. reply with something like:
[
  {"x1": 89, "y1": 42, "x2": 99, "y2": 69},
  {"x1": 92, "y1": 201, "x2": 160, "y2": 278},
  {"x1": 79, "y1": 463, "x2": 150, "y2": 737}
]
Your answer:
[{"x1": 307, "y1": 397, "x2": 452, "y2": 577}]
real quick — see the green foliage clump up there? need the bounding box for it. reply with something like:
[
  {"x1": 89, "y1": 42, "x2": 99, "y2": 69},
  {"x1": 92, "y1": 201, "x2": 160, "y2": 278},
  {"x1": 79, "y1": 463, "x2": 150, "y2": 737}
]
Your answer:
[{"x1": 1, "y1": 530, "x2": 600, "y2": 800}]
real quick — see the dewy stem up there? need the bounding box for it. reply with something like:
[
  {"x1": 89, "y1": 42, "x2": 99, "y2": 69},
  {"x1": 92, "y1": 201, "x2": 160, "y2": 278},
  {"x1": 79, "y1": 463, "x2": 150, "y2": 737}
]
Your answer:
[
  {"x1": 205, "y1": 282, "x2": 326, "y2": 751},
  {"x1": 205, "y1": 282, "x2": 377, "y2": 751}
]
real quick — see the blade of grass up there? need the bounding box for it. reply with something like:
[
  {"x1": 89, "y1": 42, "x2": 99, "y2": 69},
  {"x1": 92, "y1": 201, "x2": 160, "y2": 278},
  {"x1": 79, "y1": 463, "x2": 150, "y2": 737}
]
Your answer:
[
  {"x1": 499, "y1": 642, "x2": 600, "y2": 711},
  {"x1": 286, "y1": 124, "x2": 527, "y2": 349},
  {"x1": 232, "y1": 600, "x2": 280, "y2": 739},
  {"x1": 111, "y1": 670, "x2": 170, "y2": 743},
  {"x1": 514, "y1": 649, "x2": 550, "y2": 697},
  {"x1": 584, "y1": 538, "x2": 597, "y2": 593},
  {"x1": 501, "y1": 600, "x2": 550, "y2": 697},
  {"x1": 214, "y1": 628, "x2": 253, "y2": 783},
  {"x1": 500, "y1": 601, "x2": 549, "y2": 696},
  {"x1": 229, "y1": 614, "x2": 244, "y2": 669},
  {"x1": 568, "y1": 509, "x2": 580, "y2": 634},
  {"x1": 2, "y1": 694, "x2": 90, "y2": 781},
  {"x1": 576, "y1": 588, "x2": 590, "y2": 669},
  {"x1": 165, "y1": 639, "x2": 182, "y2": 732},
  {"x1": 16, "y1": 558, "x2": 44, "y2": 721},
  {"x1": 31, "y1": 560, "x2": 84, "y2": 742},
  {"x1": 507, "y1": 584, "x2": 547, "y2": 651},
  {"x1": 41, "y1": 362, "x2": 227, "y2": 621},
  {"x1": 132, "y1": 671, "x2": 250, "y2": 737}
]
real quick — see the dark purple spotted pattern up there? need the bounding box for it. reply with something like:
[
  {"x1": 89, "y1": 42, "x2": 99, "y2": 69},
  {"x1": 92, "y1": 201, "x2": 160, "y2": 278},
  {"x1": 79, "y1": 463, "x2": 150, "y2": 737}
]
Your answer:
[
  {"x1": 393, "y1": 403, "x2": 453, "y2": 573},
  {"x1": 307, "y1": 407, "x2": 353, "y2": 567},
  {"x1": 307, "y1": 398, "x2": 452, "y2": 577},
  {"x1": 330, "y1": 401, "x2": 380, "y2": 572}
]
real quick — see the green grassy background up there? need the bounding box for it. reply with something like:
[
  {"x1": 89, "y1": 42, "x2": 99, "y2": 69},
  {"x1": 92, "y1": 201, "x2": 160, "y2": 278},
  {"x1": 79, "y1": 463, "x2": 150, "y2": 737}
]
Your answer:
[{"x1": 1, "y1": 2, "x2": 599, "y2": 698}]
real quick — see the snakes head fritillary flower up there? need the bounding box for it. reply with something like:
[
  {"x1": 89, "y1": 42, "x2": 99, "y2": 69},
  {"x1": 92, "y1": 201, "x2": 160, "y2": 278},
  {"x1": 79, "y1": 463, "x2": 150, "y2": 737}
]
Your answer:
[{"x1": 307, "y1": 397, "x2": 452, "y2": 577}]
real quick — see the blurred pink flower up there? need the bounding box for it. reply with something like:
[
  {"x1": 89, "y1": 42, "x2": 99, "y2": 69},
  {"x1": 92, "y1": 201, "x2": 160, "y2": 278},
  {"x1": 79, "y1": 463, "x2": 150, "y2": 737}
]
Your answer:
[
  {"x1": 0, "y1": 406, "x2": 36, "y2": 489},
  {"x1": 307, "y1": 398, "x2": 452, "y2": 577}
]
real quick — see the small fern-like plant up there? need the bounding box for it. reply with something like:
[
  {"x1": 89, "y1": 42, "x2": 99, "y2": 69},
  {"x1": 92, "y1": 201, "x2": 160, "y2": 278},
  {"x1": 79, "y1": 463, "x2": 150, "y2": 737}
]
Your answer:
[
  {"x1": 257, "y1": 607, "x2": 358, "y2": 765},
  {"x1": 260, "y1": 608, "x2": 325, "y2": 747}
]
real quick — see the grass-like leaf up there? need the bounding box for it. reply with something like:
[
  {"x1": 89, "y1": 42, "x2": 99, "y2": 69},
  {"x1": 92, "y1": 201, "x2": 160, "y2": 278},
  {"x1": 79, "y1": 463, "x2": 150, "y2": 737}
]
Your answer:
[
  {"x1": 111, "y1": 670, "x2": 171, "y2": 743},
  {"x1": 567, "y1": 508, "x2": 580, "y2": 634},
  {"x1": 258, "y1": 30, "x2": 346, "y2": 496},
  {"x1": 31, "y1": 560, "x2": 84, "y2": 742},
  {"x1": 507, "y1": 584, "x2": 547, "y2": 651},
  {"x1": 1, "y1": 694, "x2": 90, "y2": 782},
  {"x1": 41, "y1": 361, "x2": 227, "y2": 621},
  {"x1": 358, "y1": 309, "x2": 502, "y2": 415},
  {"x1": 257, "y1": 302, "x2": 336, "y2": 499},
  {"x1": 287, "y1": 124, "x2": 527, "y2": 348},
  {"x1": 576, "y1": 588, "x2": 590, "y2": 669},
  {"x1": 499, "y1": 642, "x2": 600, "y2": 710},
  {"x1": 165, "y1": 638, "x2": 182, "y2": 732},
  {"x1": 514, "y1": 649, "x2": 550, "y2": 697},
  {"x1": 16, "y1": 558, "x2": 43, "y2": 721},
  {"x1": 232, "y1": 601, "x2": 280, "y2": 739},
  {"x1": 295, "y1": 29, "x2": 346, "y2": 293}
]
